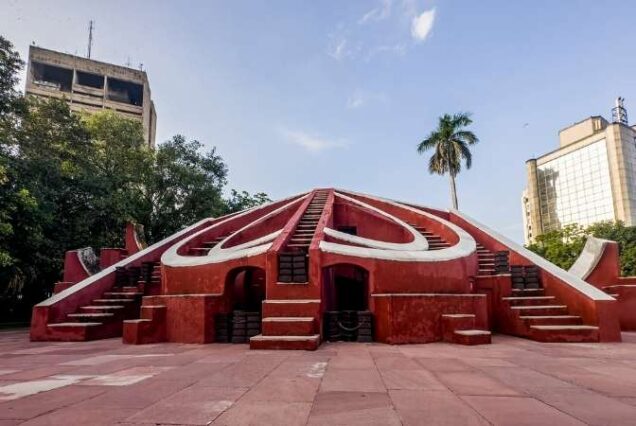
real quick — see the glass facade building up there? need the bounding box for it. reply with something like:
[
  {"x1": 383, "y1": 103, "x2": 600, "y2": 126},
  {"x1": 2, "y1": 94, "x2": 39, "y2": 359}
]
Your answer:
[
  {"x1": 524, "y1": 112, "x2": 636, "y2": 244},
  {"x1": 536, "y1": 139, "x2": 614, "y2": 232}
]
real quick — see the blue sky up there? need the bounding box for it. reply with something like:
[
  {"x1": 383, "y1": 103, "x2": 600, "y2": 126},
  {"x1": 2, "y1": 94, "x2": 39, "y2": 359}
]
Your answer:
[{"x1": 3, "y1": 0, "x2": 636, "y2": 243}]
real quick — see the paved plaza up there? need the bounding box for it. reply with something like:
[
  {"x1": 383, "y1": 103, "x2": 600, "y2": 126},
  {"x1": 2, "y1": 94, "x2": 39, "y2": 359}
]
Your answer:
[{"x1": 0, "y1": 330, "x2": 636, "y2": 425}]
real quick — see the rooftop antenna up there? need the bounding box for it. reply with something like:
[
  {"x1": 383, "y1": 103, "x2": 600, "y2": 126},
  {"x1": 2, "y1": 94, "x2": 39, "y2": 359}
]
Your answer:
[
  {"x1": 87, "y1": 20, "x2": 94, "y2": 58},
  {"x1": 612, "y1": 97, "x2": 628, "y2": 125},
  {"x1": 125, "y1": 56, "x2": 131, "y2": 67}
]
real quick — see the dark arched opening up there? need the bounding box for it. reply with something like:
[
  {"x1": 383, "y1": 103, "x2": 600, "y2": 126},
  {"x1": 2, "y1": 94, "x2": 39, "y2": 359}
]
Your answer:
[
  {"x1": 227, "y1": 267, "x2": 266, "y2": 312},
  {"x1": 322, "y1": 264, "x2": 372, "y2": 342},
  {"x1": 215, "y1": 267, "x2": 265, "y2": 343}
]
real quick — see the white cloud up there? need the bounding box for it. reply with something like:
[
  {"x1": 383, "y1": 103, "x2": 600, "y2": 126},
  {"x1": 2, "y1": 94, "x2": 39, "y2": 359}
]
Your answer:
[
  {"x1": 327, "y1": 38, "x2": 350, "y2": 61},
  {"x1": 366, "y1": 43, "x2": 406, "y2": 60},
  {"x1": 411, "y1": 8, "x2": 436, "y2": 42},
  {"x1": 346, "y1": 90, "x2": 388, "y2": 109},
  {"x1": 359, "y1": 0, "x2": 393, "y2": 24},
  {"x1": 280, "y1": 128, "x2": 348, "y2": 153}
]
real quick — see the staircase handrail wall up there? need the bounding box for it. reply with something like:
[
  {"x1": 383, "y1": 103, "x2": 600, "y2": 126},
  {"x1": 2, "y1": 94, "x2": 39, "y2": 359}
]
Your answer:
[
  {"x1": 31, "y1": 217, "x2": 216, "y2": 337},
  {"x1": 449, "y1": 209, "x2": 621, "y2": 342}
]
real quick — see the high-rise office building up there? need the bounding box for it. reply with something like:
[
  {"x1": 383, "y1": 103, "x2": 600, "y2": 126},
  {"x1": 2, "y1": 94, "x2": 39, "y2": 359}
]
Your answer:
[
  {"x1": 25, "y1": 46, "x2": 156, "y2": 148},
  {"x1": 523, "y1": 98, "x2": 636, "y2": 244}
]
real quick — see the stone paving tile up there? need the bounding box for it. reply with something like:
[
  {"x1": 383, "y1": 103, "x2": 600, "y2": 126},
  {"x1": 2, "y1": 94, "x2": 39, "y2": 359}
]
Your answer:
[
  {"x1": 0, "y1": 331, "x2": 635, "y2": 425},
  {"x1": 379, "y1": 368, "x2": 447, "y2": 390},
  {"x1": 389, "y1": 389, "x2": 489, "y2": 426},
  {"x1": 320, "y1": 367, "x2": 386, "y2": 392},
  {"x1": 532, "y1": 387, "x2": 636, "y2": 426},
  {"x1": 214, "y1": 401, "x2": 312, "y2": 425},
  {"x1": 126, "y1": 386, "x2": 246, "y2": 425},
  {"x1": 77, "y1": 377, "x2": 196, "y2": 409},
  {"x1": 462, "y1": 395, "x2": 586, "y2": 426},
  {"x1": 20, "y1": 406, "x2": 137, "y2": 425},
  {"x1": 307, "y1": 391, "x2": 401, "y2": 426},
  {"x1": 0, "y1": 384, "x2": 106, "y2": 421},
  {"x1": 434, "y1": 371, "x2": 522, "y2": 396}
]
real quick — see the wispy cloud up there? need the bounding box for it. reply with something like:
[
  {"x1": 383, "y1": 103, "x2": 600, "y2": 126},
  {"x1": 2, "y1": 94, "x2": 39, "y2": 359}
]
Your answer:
[
  {"x1": 327, "y1": 38, "x2": 349, "y2": 61},
  {"x1": 366, "y1": 43, "x2": 407, "y2": 60},
  {"x1": 327, "y1": 1, "x2": 436, "y2": 62},
  {"x1": 346, "y1": 90, "x2": 388, "y2": 109},
  {"x1": 411, "y1": 8, "x2": 436, "y2": 42},
  {"x1": 280, "y1": 128, "x2": 348, "y2": 153},
  {"x1": 359, "y1": 0, "x2": 393, "y2": 24}
]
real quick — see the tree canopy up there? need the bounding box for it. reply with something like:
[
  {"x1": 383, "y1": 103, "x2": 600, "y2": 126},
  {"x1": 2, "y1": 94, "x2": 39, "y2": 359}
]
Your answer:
[
  {"x1": 526, "y1": 221, "x2": 636, "y2": 276},
  {"x1": 417, "y1": 112, "x2": 478, "y2": 209},
  {"x1": 0, "y1": 35, "x2": 270, "y2": 322}
]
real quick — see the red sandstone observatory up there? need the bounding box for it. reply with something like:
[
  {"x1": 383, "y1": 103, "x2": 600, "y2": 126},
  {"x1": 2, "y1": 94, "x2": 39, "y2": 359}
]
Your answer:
[{"x1": 30, "y1": 188, "x2": 631, "y2": 349}]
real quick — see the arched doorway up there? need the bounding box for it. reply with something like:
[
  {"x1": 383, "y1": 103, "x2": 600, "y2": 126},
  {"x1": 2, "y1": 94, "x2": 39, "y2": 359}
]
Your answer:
[
  {"x1": 322, "y1": 264, "x2": 372, "y2": 342},
  {"x1": 216, "y1": 267, "x2": 266, "y2": 343},
  {"x1": 226, "y1": 267, "x2": 266, "y2": 312}
]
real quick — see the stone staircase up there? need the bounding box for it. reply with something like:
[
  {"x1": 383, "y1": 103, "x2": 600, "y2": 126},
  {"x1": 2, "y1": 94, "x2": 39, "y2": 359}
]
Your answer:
[
  {"x1": 250, "y1": 299, "x2": 321, "y2": 350},
  {"x1": 187, "y1": 233, "x2": 231, "y2": 256},
  {"x1": 45, "y1": 262, "x2": 162, "y2": 341},
  {"x1": 476, "y1": 244, "x2": 496, "y2": 275},
  {"x1": 502, "y1": 288, "x2": 599, "y2": 342},
  {"x1": 409, "y1": 224, "x2": 451, "y2": 250},
  {"x1": 251, "y1": 191, "x2": 330, "y2": 350},
  {"x1": 441, "y1": 314, "x2": 492, "y2": 345},
  {"x1": 286, "y1": 191, "x2": 329, "y2": 251}
]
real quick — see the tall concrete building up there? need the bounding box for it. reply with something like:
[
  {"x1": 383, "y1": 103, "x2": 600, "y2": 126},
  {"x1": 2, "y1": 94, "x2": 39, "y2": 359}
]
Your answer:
[
  {"x1": 25, "y1": 46, "x2": 156, "y2": 148},
  {"x1": 523, "y1": 98, "x2": 636, "y2": 244}
]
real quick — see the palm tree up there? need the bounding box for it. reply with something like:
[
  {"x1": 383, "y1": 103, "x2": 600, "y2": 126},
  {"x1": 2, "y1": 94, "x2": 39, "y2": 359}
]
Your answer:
[{"x1": 417, "y1": 112, "x2": 479, "y2": 210}]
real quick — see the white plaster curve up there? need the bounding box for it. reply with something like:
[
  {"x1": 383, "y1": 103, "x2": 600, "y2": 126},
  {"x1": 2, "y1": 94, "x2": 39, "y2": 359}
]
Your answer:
[
  {"x1": 568, "y1": 236, "x2": 613, "y2": 280},
  {"x1": 319, "y1": 191, "x2": 475, "y2": 262},
  {"x1": 324, "y1": 192, "x2": 428, "y2": 251},
  {"x1": 162, "y1": 193, "x2": 309, "y2": 267}
]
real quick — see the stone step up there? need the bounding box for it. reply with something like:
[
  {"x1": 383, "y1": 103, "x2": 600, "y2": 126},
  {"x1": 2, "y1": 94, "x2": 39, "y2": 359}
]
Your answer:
[
  {"x1": 520, "y1": 315, "x2": 583, "y2": 326},
  {"x1": 93, "y1": 298, "x2": 138, "y2": 305},
  {"x1": 262, "y1": 299, "x2": 320, "y2": 318},
  {"x1": 67, "y1": 312, "x2": 114, "y2": 322},
  {"x1": 452, "y1": 330, "x2": 492, "y2": 345},
  {"x1": 511, "y1": 305, "x2": 568, "y2": 316},
  {"x1": 502, "y1": 296, "x2": 556, "y2": 306},
  {"x1": 529, "y1": 325, "x2": 599, "y2": 343},
  {"x1": 249, "y1": 334, "x2": 320, "y2": 350},
  {"x1": 262, "y1": 317, "x2": 315, "y2": 336},
  {"x1": 80, "y1": 305, "x2": 125, "y2": 313},
  {"x1": 46, "y1": 322, "x2": 108, "y2": 341},
  {"x1": 511, "y1": 288, "x2": 545, "y2": 297},
  {"x1": 441, "y1": 314, "x2": 476, "y2": 342},
  {"x1": 103, "y1": 292, "x2": 142, "y2": 297}
]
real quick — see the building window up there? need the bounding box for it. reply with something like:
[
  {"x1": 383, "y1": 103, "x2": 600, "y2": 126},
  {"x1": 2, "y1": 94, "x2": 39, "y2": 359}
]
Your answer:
[
  {"x1": 31, "y1": 62, "x2": 73, "y2": 92},
  {"x1": 107, "y1": 78, "x2": 144, "y2": 106},
  {"x1": 76, "y1": 71, "x2": 104, "y2": 89}
]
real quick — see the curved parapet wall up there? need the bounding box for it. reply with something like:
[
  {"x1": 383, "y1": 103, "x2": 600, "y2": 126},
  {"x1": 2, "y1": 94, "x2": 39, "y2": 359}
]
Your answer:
[
  {"x1": 58, "y1": 247, "x2": 102, "y2": 287},
  {"x1": 570, "y1": 236, "x2": 636, "y2": 331},
  {"x1": 569, "y1": 236, "x2": 620, "y2": 284}
]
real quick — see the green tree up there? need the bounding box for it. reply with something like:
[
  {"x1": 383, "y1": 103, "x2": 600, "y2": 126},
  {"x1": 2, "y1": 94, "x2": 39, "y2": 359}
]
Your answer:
[
  {"x1": 225, "y1": 190, "x2": 271, "y2": 213},
  {"x1": 0, "y1": 34, "x2": 271, "y2": 321},
  {"x1": 527, "y1": 221, "x2": 636, "y2": 276},
  {"x1": 526, "y1": 224, "x2": 586, "y2": 270},
  {"x1": 417, "y1": 112, "x2": 479, "y2": 209},
  {"x1": 140, "y1": 135, "x2": 229, "y2": 242}
]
